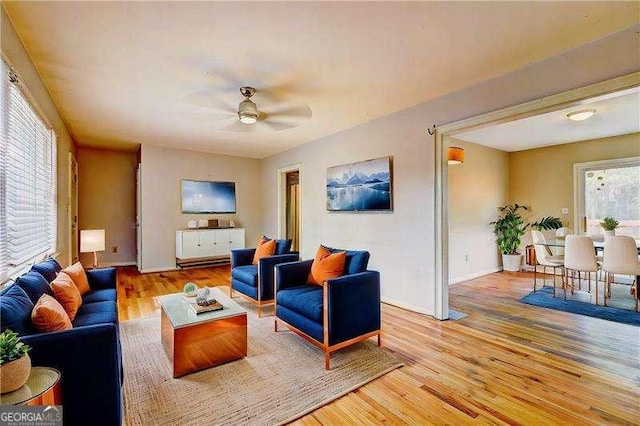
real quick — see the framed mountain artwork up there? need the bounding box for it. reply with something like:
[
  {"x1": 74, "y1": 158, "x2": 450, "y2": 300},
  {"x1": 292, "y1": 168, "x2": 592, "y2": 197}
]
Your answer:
[{"x1": 326, "y1": 156, "x2": 393, "y2": 212}]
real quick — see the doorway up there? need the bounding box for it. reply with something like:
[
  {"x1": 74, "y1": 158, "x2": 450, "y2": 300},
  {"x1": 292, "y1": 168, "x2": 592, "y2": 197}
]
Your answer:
[
  {"x1": 279, "y1": 164, "x2": 301, "y2": 251},
  {"x1": 434, "y1": 73, "x2": 639, "y2": 320},
  {"x1": 285, "y1": 171, "x2": 300, "y2": 251}
]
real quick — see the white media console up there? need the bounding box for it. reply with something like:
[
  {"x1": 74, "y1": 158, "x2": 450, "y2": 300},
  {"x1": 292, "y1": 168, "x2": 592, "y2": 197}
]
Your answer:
[{"x1": 175, "y1": 228, "x2": 245, "y2": 268}]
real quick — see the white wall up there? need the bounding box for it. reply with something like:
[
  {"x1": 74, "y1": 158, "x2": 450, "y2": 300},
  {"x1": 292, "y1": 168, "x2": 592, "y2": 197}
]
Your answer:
[
  {"x1": 140, "y1": 144, "x2": 261, "y2": 272},
  {"x1": 448, "y1": 140, "x2": 508, "y2": 284},
  {"x1": 1, "y1": 5, "x2": 77, "y2": 267},
  {"x1": 260, "y1": 25, "x2": 640, "y2": 316}
]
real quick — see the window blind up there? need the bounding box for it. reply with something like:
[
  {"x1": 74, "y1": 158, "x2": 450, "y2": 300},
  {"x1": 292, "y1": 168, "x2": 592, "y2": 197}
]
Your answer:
[{"x1": 0, "y1": 58, "x2": 57, "y2": 282}]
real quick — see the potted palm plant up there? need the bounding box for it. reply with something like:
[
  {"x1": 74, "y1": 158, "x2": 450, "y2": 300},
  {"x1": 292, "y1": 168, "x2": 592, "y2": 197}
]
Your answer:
[
  {"x1": 491, "y1": 204, "x2": 562, "y2": 272},
  {"x1": 0, "y1": 329, "x2": 31, "y2": 394}
]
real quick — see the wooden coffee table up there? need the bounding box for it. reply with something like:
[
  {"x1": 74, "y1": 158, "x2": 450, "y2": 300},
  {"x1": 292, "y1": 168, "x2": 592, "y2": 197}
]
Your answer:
[{"x1": 159, "y1": 287, "x2": 247, "y2": 378}]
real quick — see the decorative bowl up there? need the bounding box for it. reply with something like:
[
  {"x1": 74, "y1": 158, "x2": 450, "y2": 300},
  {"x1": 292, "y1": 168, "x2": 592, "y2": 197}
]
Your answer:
[{"x1": 183, "y1": 282, "x2": 198, "y2": 297}]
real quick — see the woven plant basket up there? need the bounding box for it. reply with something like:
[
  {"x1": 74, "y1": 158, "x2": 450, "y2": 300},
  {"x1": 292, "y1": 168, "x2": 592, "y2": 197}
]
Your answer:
[{"x1": 0, "y1": 354, "x2": 31, "y2": 394}]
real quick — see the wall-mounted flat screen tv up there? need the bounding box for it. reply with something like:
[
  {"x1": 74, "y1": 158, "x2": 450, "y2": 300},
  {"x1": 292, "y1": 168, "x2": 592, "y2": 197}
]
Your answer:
[{"x1": 181, "y1": 180, "x2": 236, "y2": 214}]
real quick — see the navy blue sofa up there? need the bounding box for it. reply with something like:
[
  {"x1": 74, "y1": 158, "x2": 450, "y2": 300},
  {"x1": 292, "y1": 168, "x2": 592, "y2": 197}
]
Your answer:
[
  {"x1": 231, "y1": 238, "x2": 298, "y2": 316},
  {"x1": 274, "y1": 247, "x2": 381, "y2": 369},
  {"x1": 0, "y1": 258, "x2": 122, "y2": 426}
]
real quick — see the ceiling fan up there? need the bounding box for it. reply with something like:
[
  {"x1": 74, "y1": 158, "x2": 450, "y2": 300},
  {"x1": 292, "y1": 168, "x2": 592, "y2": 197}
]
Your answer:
[{"x1": 184, "y1": 86, "x2": 312, "y2": 132}]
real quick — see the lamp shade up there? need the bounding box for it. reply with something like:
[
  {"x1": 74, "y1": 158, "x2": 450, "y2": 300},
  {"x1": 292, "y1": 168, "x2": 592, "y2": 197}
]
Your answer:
[
  {"x1": 447, "y1": 147, "x2": 465, "y2": 165},
  {"x1": 80, "y1": 229, "x2": 105, "y2": 253}
]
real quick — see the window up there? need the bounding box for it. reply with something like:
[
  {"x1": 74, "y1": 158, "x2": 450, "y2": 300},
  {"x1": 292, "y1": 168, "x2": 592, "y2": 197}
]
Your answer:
[
  {"x1": 575, "y1": 157, "x2": 640, "y2": 238},
  {"x1": 1, "y1": 58, "x2": 57, "y2": 282}
]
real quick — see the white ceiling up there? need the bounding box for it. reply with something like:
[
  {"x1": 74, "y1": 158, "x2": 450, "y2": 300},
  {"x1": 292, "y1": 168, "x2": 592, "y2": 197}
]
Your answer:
[
  {"x1": 455, "y1": 88, "x2": 640, "y2": 151},
  {"x1": 4, "y1": 1, "x2": 639, "y2": 158}
]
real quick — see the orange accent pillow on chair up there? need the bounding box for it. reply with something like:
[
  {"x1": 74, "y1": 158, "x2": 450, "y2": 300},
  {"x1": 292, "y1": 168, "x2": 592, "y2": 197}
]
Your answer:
[
  {"x1": 307, "y1": 245, "x2": 346, "y2": 285},
  {"x1": 50, "y1": 271, "x2": 83, "y2": 321},
  {"x1": 31, "y1": 294, "x2": 73, "y2": 332},
  {"x1": 62, "y1": 262, "x2": 91, "y2": 295},
  {"x1": 252, "y1": 238, "x2": 276, "y2": 265}
]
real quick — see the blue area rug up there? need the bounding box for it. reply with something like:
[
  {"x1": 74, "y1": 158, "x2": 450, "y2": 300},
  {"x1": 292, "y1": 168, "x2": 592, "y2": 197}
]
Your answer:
[{"x1": 519, "y1": 286, "x2": 640, "y2": 326}]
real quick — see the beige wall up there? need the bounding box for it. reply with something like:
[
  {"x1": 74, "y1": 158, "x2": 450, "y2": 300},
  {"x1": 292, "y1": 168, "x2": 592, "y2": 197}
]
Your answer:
[
  {"x1": 139, "y1": 145, "x2": 261, "y2": 272},
  {"x1": 78, "y1": 147, "x2": 137, "y2": 267},
  {"x1": 509, "y1": 132, "x2": 640, "y2": 238},
  {"x1": 260, "y1": 25, "x2": 640, "y2": 316},
  {"x1": 448, "y1": 140, "x2": 508, "y2": 284},
  {"x1": 1, "y1": 5, "x2": 76, "y2": 267}
]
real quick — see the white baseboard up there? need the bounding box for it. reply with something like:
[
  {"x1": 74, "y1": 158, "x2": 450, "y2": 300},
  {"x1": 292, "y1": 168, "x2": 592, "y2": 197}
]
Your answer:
[
  {"x1": 139, "y1": 266, "x2": 179, "y2": 274},
  {"x1": 381, "y1": 297, "x2": 432, "y2": 316},
  {"x1": 449, "y1": 267, "x2": 502, "y2": 285}
]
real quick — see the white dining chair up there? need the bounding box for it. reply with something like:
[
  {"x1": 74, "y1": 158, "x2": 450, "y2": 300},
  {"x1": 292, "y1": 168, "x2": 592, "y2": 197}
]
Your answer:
[
  {"x1": 531, "y1": 230, "x2": 564, "y2": 296},
  {"x1": 601, "y1": 236, "x2": 640, "y2": 312},
  {"x1": 563, "y1": 235, "x2": 599, "y2": 302}
]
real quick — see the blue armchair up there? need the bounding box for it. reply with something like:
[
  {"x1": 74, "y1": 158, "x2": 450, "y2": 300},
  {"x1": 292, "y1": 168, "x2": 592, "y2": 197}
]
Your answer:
[
  {"x1": 274, "y1": 248, "x2": 381, "y2": 369},
  {"x1": 230, "y1": 238, "x2": 299, "y2": 316}
]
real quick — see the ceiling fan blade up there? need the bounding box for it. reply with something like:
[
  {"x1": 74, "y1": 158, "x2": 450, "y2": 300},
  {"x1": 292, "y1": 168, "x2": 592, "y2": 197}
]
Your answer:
[
  {"x1": 260, "y1": 120, "x2": 300, "y2": 132},
  {"x1": 262, "y1": 104, "x2": 312, "y2": 120},
  {"x1": 176, "y1": 104, "x2": 236, "y2": 123},
  {"x1": 220, "y1": 120, "x2": 257, "y2": 133},
  {"x1": 183, "y1": 92, "x2": 237, "y2": 114}
]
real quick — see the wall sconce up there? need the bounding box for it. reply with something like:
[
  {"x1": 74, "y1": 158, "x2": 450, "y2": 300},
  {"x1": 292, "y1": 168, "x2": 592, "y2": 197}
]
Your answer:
[
  {"x1": 80, "y1": 229, "x2": 105, "y2": 269},
  {"x1": 447, "y1": 147, "x2": 465, "y2": 165}
]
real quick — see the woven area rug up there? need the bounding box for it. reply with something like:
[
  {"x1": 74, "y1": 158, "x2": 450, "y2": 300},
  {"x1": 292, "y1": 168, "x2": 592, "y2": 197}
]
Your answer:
[
  {"x1": 120, "y1": 309, "x2": 402, "y2": 425},
  {"x1": 520, "y1": 286, "x2": 640, "y2": 326}
]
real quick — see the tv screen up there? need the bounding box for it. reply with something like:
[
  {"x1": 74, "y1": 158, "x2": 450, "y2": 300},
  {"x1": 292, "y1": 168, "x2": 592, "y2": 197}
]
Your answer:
[{"x1": 181, "y1": 180, "x2": 236, "y2": 214}]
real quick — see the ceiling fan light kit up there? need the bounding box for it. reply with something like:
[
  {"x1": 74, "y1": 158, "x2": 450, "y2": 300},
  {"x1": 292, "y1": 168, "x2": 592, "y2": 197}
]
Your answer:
[{"x1": 238, "y1": 86, "x2": 260, "y2": 124}]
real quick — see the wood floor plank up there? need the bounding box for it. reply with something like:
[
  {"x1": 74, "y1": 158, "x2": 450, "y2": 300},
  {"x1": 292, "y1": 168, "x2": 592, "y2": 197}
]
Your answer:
[{"x1": 117, "y1": 267, "x2": 640, "y2": 424}]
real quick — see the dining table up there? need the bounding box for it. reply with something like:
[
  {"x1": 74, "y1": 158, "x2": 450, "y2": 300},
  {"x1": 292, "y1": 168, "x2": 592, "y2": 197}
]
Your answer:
[{"x1": 541, "y1": 236, "x2": 640, "y2": 253}]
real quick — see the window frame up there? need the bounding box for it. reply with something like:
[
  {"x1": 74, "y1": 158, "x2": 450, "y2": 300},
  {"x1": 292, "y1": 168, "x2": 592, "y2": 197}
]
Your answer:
[
  {"x1": 1, "y1": 57, "x2": 58, "y2": 283},
  {"x1": 573, "y1": 156, "x2": 640, "y2": 235}
]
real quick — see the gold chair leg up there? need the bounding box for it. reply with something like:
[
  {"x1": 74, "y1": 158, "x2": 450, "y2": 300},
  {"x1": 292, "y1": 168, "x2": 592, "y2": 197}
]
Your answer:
[{"x1": 325, "y1": 352, "x2": 331, "y2": 370}]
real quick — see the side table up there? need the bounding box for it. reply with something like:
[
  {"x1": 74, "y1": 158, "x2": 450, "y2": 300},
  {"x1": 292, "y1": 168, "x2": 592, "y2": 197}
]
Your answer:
[{"x1": 0, "y1": 367, "x2": 61, "y2": 406}]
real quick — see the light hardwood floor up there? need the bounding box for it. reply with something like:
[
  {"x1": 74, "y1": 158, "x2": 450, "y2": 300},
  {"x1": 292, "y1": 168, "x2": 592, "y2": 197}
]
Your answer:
[{"x1": 117, "y1": 267, "x2": 639, "y2": 425}]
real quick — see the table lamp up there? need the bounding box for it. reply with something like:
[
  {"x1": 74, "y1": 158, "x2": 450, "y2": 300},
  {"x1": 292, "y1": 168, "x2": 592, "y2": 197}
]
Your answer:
[{"x1": 80, "y1": 229, "x2": 105, "y2": 269}]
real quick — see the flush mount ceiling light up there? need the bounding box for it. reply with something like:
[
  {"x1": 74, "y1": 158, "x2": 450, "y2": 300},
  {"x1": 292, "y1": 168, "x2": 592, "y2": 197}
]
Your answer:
[
  {"x1": 566, "y1": 108, "x2": 596, "y2": 122},
  {"x1": 238, "y1": 86, "x2": 260, "y2": 124}
]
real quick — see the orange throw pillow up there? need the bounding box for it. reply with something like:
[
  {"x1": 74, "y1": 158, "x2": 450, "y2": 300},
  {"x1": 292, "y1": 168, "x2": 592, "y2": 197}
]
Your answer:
[
  {"x1": 62, "y1": 262, "x2": 91, "y2": 295},
  {"x1": 50, "y1": 272, "x2": 83, "y2": 321},
  {"x1": 31, "y1": 294, "x2": 73, "y2": 332},
  {"x1": 307, "y1": 245, "x2": 346, "y2": 285},
  {"x1": 252, "y1": 238, "x2": 276, "y2": 265}
]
